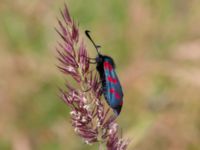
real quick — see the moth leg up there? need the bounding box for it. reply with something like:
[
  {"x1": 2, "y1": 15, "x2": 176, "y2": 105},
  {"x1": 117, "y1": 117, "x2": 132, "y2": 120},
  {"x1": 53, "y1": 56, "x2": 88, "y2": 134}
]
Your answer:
[
  {"x1": 87, "y1": 57, "x2": 96, "y2": 60},
  {"x1": 82, "y1": 86, "x2": 92, "y2": 92},
  {"x1": 83, "y1": 81, "x2": 101, "y2": 92},
  {"x1": 87, "y1": 57, "x2": 96, "y2": 64},
  {"x1": 83, "y1": 80, "x2": 102, "y2": 93},
  {"x1": 89, "y1": 61, "x2": 97, "y2": 64},
  {"x1": 80, "y1": 55, "x2": 96, "y2": 61}
]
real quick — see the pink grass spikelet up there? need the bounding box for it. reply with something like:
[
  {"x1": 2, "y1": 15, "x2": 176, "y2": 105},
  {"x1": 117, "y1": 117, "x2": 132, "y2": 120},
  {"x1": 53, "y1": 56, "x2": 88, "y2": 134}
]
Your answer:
[{"x1": 56, "y1": 4, "x2": 129, "y2": 149}]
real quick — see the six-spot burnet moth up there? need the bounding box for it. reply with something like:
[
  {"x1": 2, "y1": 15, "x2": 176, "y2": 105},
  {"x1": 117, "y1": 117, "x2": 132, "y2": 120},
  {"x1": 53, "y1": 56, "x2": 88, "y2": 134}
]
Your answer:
[{"x1": 85, "y1": 30, "x2": 124, "y2": 115}]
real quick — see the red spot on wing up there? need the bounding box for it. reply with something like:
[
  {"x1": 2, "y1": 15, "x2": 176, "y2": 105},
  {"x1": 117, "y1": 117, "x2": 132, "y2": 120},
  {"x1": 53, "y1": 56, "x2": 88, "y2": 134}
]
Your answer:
[
  {"x1": 104, "y1": 61, "x2": 113, "y2": 71},
  {"x1": 109, "y1": 88, "x2": 115, "y2": 93},
  {"x1": 115, "y1": 92, "x2": 121, "y2": 99},
  {"x1": 109, "y1": 88, "x2": 121, "y2": 99},
  {"x1": 107, "y1": 76, "x2": 117, "y2": 83}
]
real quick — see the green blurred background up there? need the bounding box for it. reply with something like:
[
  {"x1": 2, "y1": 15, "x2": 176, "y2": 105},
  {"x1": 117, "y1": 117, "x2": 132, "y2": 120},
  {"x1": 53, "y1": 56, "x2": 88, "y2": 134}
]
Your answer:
[{"x1": 0, "y1": 0, "x2": 200, "y2": 149}]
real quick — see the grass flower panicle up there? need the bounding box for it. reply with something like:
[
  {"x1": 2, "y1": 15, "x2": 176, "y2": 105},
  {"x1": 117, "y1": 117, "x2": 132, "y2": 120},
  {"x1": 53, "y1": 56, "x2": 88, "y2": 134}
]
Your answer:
[{"x1": 56, "y1": 4, "x2": 129, "y2": 149}]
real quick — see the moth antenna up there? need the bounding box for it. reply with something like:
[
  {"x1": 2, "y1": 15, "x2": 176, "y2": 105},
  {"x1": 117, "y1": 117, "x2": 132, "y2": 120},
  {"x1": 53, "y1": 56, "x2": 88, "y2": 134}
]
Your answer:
[{"x1": 85, "y1": 30, "x2": 101, "y2": 55}]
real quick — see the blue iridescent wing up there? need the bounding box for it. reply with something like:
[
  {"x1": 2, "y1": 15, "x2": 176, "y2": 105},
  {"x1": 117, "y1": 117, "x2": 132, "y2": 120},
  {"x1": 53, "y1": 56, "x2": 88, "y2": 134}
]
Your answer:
[{"x1": 103, "y1": 59, "x2": 123, "y2": 114}]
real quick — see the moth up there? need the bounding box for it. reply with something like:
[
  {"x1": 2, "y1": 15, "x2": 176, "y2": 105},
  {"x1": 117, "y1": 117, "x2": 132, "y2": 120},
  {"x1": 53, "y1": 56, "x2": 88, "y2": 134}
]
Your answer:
[{"x1": 85, "y1": 30, "x2": 124, "y2": 115}]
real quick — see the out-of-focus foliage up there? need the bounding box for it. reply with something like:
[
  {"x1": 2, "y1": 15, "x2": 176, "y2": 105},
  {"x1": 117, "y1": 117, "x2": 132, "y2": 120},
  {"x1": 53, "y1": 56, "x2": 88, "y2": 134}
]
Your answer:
[{"x1": 0, "y1": 0, "x2": 200, "y2": 149}]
